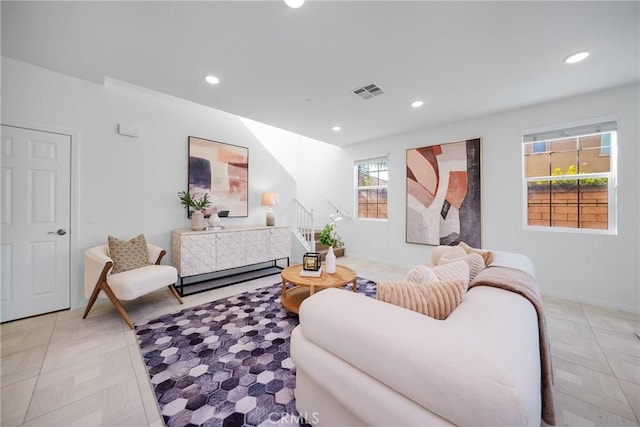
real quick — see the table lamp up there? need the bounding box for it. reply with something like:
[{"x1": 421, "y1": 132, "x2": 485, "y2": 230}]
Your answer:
[{"x1": 261, "y1": 192, "x2": 279, "y2": 226}]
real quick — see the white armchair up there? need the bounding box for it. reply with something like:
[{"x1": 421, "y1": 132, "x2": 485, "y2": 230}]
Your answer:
[{"x1": 83, "y1": 243, "x2": 183, "y2": 329}]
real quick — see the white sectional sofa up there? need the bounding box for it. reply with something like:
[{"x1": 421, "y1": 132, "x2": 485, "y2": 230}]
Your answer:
[{"x1": 291, "y1": 249, "x2": 547, "y2": 426}]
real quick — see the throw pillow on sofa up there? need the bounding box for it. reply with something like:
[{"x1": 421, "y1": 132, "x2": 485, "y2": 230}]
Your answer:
[
  {"x1": 406, "y1": 265, "x2": 438, "y2": 283},
  {"x1": 439, "y1": 251, "x2": 485, "y2": 281},
  {"x1": 424, "y1": 280, "x2": 467, "y2": 320},
  {"x1": 458, "y1": 241, "x2": 495, "y2": 267},
  {"x1": 377, "y1": 280, "x2": 467, "y2": 320},
  {"x1": 407, "y1": 260, "x2": 470, "y2": 288},
  {"x1": 107, "y1": 234, "x2": 149, "y2": 274},
  {"x1": 432, "y1": 260, "x2": 470, "y2": 288},
  {"x1": 430, "y1": 245, "x2": 465, "y2": 265}
]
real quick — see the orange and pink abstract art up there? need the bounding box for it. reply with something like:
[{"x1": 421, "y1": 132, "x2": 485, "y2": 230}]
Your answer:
[{"x1": 406, "y1": 138, "x2": 481, "y2": 246}]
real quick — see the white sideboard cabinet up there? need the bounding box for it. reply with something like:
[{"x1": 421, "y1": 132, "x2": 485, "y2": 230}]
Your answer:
[{"x1": 171, "y1": 226, "x2": 290, "y2": 295}]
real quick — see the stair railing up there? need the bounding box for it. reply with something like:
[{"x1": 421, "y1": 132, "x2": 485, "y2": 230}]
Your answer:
[
  {"x1": 327, "y1": 195, "x2": 352, "y2": 219},
  {"x1": 293, "y1": 198, "x2": 315, "y2": 252}
]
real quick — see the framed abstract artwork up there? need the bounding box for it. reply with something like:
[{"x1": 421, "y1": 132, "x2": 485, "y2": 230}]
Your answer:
[
  {"x1": 406, "y1": 138, "x2": 481, "y2": 246},
  {"x1": 188, "y1": 136, "x2": 248, "y2": 218}
]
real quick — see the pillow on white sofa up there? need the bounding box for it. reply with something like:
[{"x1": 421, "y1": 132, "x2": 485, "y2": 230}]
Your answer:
[
  {"x1": 430, "y1": 245, "x2": 465, "y2": 265},
  {"x1": 406, "y1": 265, "x2": 438, "y2": 283},
  {"x1": 458, "y1": 241, "x2": 495, "y2": 267},
  {"x1": 439, "y1": 251, "x2": 485, "y2": 281},
  {"x1": 377, "y1": 280, "x2": 467, "y2": 320},
  {"x1": 407, "y1": 260, "x2": 470, "y2": 287},
  {"x1": 432, "y1": 260, "x2": 470, "y2": 288}
]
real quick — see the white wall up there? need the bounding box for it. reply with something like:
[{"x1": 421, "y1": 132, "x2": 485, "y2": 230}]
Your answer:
[
  {"x1": 240, "y1": 118, "x2": 344, "y2": 223},
  {"x1": 1, "y1": 57, "x2": 297, "y2": 310},
  {"x1": 240, "y1": 118, "x2": 348, "y2": 263},
  {"x1": 3, "y1": 56, "x2": 638, "y2": 313},
  {"x1": 321, "y1": 84, "x2": 639, "y2": 312},
  {"x1": 197, "y1": 83, "x2": 640, "y2": 313}
]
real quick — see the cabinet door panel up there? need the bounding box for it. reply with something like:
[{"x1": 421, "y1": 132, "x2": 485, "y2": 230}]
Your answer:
[
  {"x1": 245, "y1": 229, "x2": 270, "y2": 265},
  {"x1": 179, "y1": 233, "x2": 217, "y2": 276},
  {"x1": 270, "y1": 228, "x2": 291, "y2": 260},
  {"x1": 216, "y1": 232, "x2": 245, "y2": 270}
]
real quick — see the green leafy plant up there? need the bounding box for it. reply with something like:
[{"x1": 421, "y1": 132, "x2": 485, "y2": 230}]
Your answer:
[
  {"x1": 178, "y1": 190, "x2": 211, "y2": 211},
  {"x1": 319, "y1": 211, "x2": 343, "y2": 247},
  {"x1": 532, "y1": 164, "x2": 607, "y2": 189}
]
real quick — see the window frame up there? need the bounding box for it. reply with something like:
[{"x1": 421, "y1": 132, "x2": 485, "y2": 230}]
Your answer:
[
  {"x1": 521, "y1": 120, "x2": 617, "y2": 235},
  {"x1": 600, "y1": 133, "x2": 612, "y2": 156},
  {"x1": 531, "y1": 140, "x2": 548, "y2": 153},
  {"x1": 354, "y1": 156, "x2": 389, "y2": 221}
]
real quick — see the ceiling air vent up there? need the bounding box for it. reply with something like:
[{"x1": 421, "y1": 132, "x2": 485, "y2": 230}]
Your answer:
[{"x1": 353, "y1": 83, "x2": 384, "y2": 100}]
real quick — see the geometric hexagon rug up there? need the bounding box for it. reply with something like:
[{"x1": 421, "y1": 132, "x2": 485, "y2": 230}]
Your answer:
[{"x1": 135, "y1": 277, "x2": 377, "y2": 427}]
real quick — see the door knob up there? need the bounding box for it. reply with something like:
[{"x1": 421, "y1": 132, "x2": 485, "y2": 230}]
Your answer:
[{"x1": 48, "y1": 229, "x2": 67, "y2": 236}]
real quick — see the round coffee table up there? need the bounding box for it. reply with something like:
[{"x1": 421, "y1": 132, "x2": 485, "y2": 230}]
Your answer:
[{"x1": 281, "y1": 264, "x2": 357, "y2": 313}]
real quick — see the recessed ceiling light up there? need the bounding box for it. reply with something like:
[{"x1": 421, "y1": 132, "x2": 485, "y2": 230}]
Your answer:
[
  {"x1": 332, "y1": 126, "x2": 341, "y2": 132},
  {"x1": 411, "y1": 100, "x2": 424, "y2": 108},
  {"x1": 204, "y1": 75, "x2": 220, "y2": 85},
  {"x1": 564, "y1": 51, "x2": 590, "y2": 64},
  {"x1": 284, "y1": 0, "x2": 305, "y2": 8}
]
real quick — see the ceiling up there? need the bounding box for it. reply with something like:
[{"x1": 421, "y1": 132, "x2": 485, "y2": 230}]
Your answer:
[{"x1": 2, "y1": 1, "x2": 638, "y2": 146}]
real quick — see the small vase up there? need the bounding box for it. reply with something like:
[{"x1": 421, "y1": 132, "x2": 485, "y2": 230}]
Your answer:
[
  {"x1": 208, "y1": 212, "x2": 220, "y2": 227},
  {"x1": 325, "y1": 245, "x2": 336, "y2": 274},
  {"x1": 191, "y1": 210, "x2": 205, "y2": 231}
]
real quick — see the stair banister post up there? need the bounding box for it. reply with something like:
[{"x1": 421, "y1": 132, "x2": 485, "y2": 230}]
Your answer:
[{"x1": 310, "y1": 209, "x2": 315, "y2": 252}]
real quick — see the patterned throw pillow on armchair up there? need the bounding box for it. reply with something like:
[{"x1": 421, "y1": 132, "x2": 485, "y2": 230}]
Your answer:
[{"x1": 107, "y1": 234, "x2": 150, "y2": 274}]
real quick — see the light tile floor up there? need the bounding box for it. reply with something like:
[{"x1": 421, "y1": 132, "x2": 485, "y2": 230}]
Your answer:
[{"x1": 1, "y1": 256, "x2": 638, "y2": 426}]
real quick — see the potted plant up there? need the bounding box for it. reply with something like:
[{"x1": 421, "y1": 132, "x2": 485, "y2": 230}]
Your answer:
[
  {"x1": 319, "y1": 211, "x2": 342, "y2": 273},
  {"x1": 178, "y1": 190, "x2": 211, "y2": 230}
]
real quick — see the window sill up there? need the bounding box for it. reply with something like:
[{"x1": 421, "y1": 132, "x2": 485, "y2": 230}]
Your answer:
[
  {"x1": 523, "y1": 225, "x2": 616, "y2": 235},
  {"x1": 356, "y1": 218, "x2": 388, "y2": 223}
]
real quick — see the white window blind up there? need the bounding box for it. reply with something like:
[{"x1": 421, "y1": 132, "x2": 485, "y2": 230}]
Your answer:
[{"x1": 523, "y1": 121, "x2": 617, "y2": 142}]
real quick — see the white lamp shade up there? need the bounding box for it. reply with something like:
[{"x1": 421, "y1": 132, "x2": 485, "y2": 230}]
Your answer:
[{"x1": 261, "y1": 192, "x2": 279, "y2": 207}]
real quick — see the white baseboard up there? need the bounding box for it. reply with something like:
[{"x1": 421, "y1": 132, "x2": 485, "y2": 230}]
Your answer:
[{"x1": 541, "y1": 289, "x2": 639, "y2": 314}]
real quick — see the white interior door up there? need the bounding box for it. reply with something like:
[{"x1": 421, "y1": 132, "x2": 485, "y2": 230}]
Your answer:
[{"x1": 1, "y1": 125, "x2": 71, "y2": 322}]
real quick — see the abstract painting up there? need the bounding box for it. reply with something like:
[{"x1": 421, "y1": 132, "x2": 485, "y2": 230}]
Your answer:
[
  {"x1": 406, "y1": 138, "x2": 481, "y2": 246},
  {"x1": 188, "y1": 136, "x2": 248, "y2": 217}
]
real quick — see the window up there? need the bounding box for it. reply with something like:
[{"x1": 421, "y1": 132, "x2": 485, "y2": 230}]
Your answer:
[
  {"x1": 355, "y1": 157, "x2": 388, "y2": 220},
  {"x1": 523, "y1": 120, "x2": 616, "y2": 233},
  {"x1": 600, "y1": 133, "x2": 612, "y2": 155},
  {"x1": 532, "y1": 141, "x2": 548, "y2": 153}
]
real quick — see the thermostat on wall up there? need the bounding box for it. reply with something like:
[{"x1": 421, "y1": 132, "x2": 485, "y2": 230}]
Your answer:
[{"x1": 118, "y1": 123, "x2": 140, "y2": 138}]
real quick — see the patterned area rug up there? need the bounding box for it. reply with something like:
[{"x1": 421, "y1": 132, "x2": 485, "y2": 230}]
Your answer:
[{"x1": 135, "y1": 277, "x2": 376, "y2": 427}]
